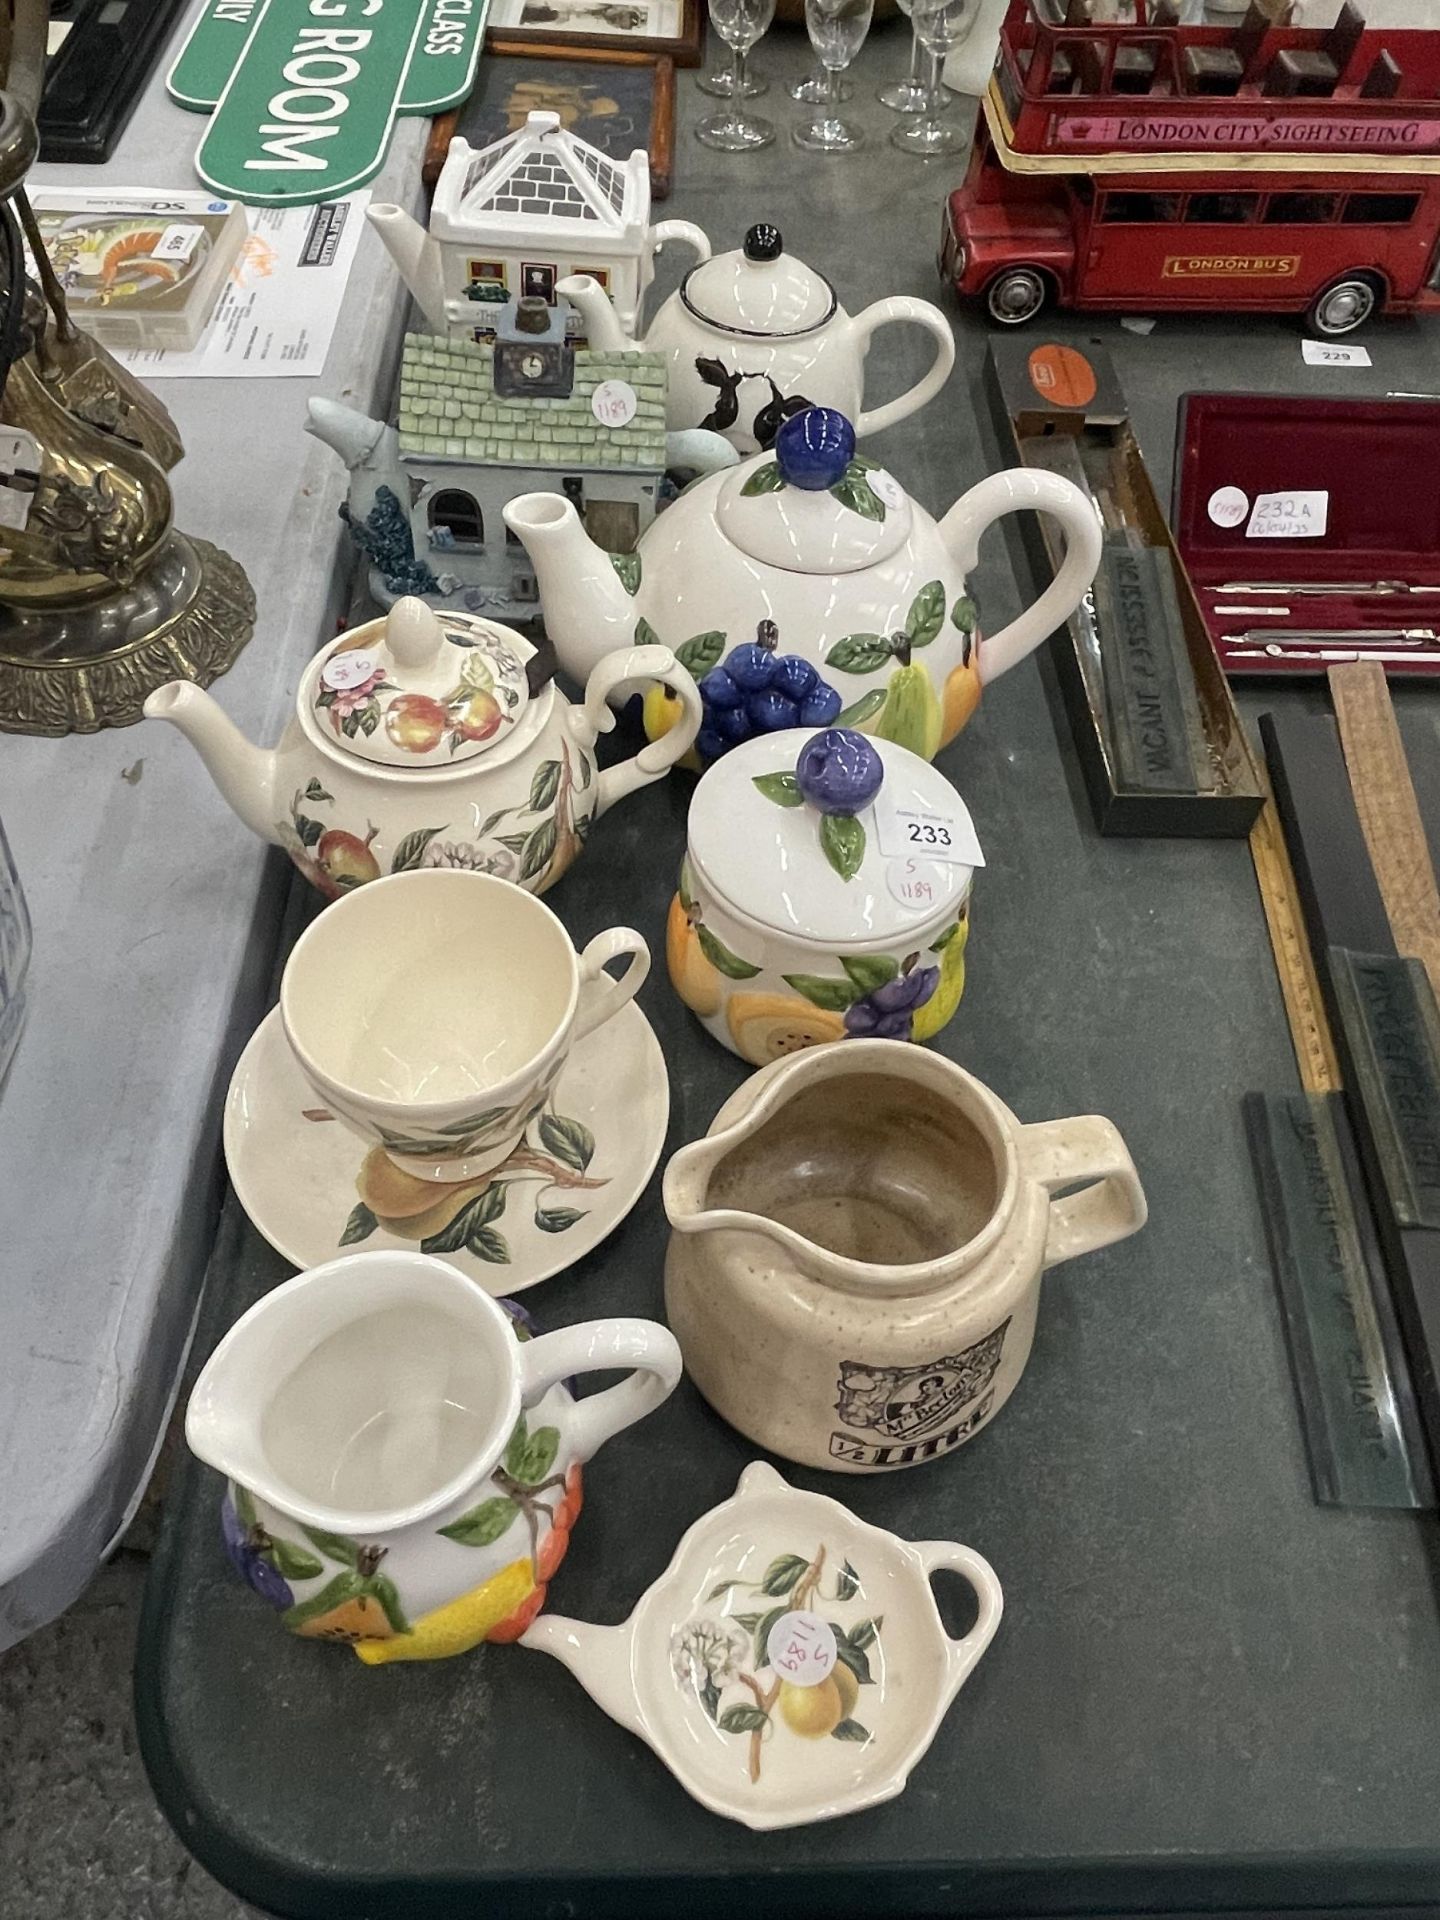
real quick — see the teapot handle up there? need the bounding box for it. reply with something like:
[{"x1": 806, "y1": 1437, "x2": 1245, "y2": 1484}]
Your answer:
[
  {"x1": 586, "y1": 644, "x2": 704, "y2": 818},
  {"x1": 649, "y1": 219, "x2": 711, "y2": 266},
  {"x1": 516, "y1": 1317, "x2": 683, "y2": 1464},
  {"x1": 1019, "y1": 1114, "x2": 1148, "y2": 1271},
  {"x1": 850, "y1": 296, "x2": 956, "y2": 439},
  {"x1": 913, "y1": 1540, "x2": 1004, "y2": 1703},
  {"x1": 939, "y1": 468, "x2": 1102, "y2": 687}
]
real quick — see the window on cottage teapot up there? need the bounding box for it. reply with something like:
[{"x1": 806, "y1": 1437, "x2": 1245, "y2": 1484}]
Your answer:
[{"x1": 429, "y1": 490, "x2": 485, "y2": 547}]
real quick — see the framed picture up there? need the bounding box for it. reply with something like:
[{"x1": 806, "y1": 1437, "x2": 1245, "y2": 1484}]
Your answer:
[
  {"x1": 425, "y1": 49, "x2": 677, "y2": 197},
  {"x1": 484, "y1": 0, "x2": 702, "y2": 66},
  {"x1": 522, "y1": 261, "x2": 558, "y2": 302}
]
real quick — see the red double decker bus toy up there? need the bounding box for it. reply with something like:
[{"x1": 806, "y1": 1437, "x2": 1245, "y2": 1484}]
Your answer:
[{"x1": 941, "y1": 0, "x2": 1440, "y2": 336}]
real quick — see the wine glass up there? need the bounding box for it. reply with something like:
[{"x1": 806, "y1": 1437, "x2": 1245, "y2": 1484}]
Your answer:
[
  {"x1": 890, "y1": 0, "x2": 974, "y2": 156},
  {"x1": 878, "y1": 0, "x2": 927, "y2": 113},
  {"x1": 697, "y1": 40, "x2": 768, "y2": 95},
  {"x1": 696, "y1": 0, "x2": 779, "y2": 149},
  {"x1": 794, "y1": 0, "x2": 875, "y2": 151}
]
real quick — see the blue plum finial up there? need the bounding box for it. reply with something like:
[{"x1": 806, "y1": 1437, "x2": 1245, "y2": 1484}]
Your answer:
[{"x1": 774, "y1": 408, "x2": 857, "y2": 492}]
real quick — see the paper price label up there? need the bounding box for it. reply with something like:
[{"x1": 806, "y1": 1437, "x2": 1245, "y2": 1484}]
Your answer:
[
  {"x1": 1245, "y1": 490, "x2": 1329, "y2": 541},
  {"x1": 0, "y1": 429, "x2": 40, "y2": 533},
  {"x1": 875, "y1": 801, "x2": 984, "y2": 869},
  {"x1": 591, "y1": 379, "x2": 638, "y2": 428},
  {"x1": 765, "y1": 1611, "x2": 837, "y2": 1688},
  {"x1": 321, "y1": 648, "x2": 380, "y2": 691},
  {"x1": 153, "y1": 223, "x2": 205, "y2": 263},
  {"x1": 1302, "y1": 339, "x2": 1371, "y2": 369},
  {"x1": 870, "y1": 468, "x2": 904, "y2": 510},
  {"x1": 1207, "y1": 485, "x2": 1249, "y2": 529}
]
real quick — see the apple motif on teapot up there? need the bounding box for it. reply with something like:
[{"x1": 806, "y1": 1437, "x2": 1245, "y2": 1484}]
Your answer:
[
  {"x1": 143, "y1": 597, "x2": 702, "y2": 900},
  {"x1": 502, "y1": 407, "x2": 1102, "y2": 762}
]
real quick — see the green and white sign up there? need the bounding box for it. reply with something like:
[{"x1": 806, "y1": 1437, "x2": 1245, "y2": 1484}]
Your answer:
[
  {"x1": 180, "y1": 0, "x2": 488, "y2": 204},
  {"x1": 170, "y1": 0, "x2": 487, "y2": 114},
  {"x1": 194, "y1": 0, "x2": 451, "y2": 205}
]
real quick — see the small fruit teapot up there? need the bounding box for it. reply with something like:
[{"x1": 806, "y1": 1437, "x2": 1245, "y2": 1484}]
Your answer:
[
  {"x1": 187, "y1": 1249, "x2": 682, "y2": 1661},
  {"x1": 143, "y1": 598, "x2": 702, "y2": 899},
  {"x1": 669, "y1": 728, "x2": 976, "y2": 1065},
  {"x1": 558, "y1": 222, "x2": 956, "y2": 453},
  {"x1": 503, "y1": 407, "x2": 1101, "y2": 762}
]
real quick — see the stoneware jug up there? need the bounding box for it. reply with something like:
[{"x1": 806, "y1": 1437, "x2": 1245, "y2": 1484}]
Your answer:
[
  {"x1": 663, "y1": 1042, "x2": 1146, "y2": 1472},
  {"x1": 557, "y1": 222, "x2": 956, "y2": 453},
  {"x1": 186, "y1": 1250, "x2": 682, "y2": 1661},
  {"x1": 144, "y1": 596, "x2": 701, "y2": 900}
]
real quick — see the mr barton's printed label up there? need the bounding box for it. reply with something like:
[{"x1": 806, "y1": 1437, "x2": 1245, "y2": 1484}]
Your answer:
[{"x1": 827, "y1": 1321, "x2": 1009, "y2": 1468}]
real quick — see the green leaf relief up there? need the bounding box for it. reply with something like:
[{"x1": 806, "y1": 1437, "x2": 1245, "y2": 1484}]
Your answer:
[
  {"x1": 469, "y1": 1227, "x2": 510, "y2": 1264},
  {"x1": 534, "y1": 1205, "x2": 586, "y2": 1234},
  {"x1": 340, "y1": 1202, "x2": 377, "y2": 1246},
  {"x1": 420, "y1": 1184, "x2": 505, "y2": 1255},
  {"x1": 390, "y1": 825, "x2": 445, "y2": 873},
  {"x1": 676, "y1": 630, "x2": 726, "y2": 677},
  {"x1": 294, "y1": 812, "x2": 324, "y2": 849},
  {"x1": 635, "y1": 616, "x2": 660, "y2": 650},
  {"x1": 300, "y1": 1526, "x2": 361, "y2": 1570},
  {"x1": 906, "y1": 580, "x2": 946, "y2": 647},
  {"x1": 826, "y1": 633, "x2": 896, "y2": 676},
  {"x1": 608, "y1": 549, "x2": 642, "y2": 595},
  {"x1": 496, "y1": 832, "x2": 531, "y2": 855},
  {"x1": 930, "y1": 918, "x2": 962, "y2": 952},
  {"x1": 847, "y1": 1617, "x2": 879, "y2": 1651},
  {"x1": 477, "y1": 807, "x2": 513, "y2": 838},
  {"x1": 678, "y1": 857, "x2": 698, "y2": 914},
  {"x1": 835, "y1": 1559, "x2": 860, "y2": 1601},
  {"x1": 280, "y1": 1570, "x2": 364, "y2": 1632},
  {"x1": 520, "y1": 818, "x2": 558, "y2": 883},
  {"x1": 753, "y1": 1603, "x2": 787, "y2": 1668},
  {"x1": 438, "y1": 1495, "x2": 520, "y2": 1547},
  {"x1": 831, "y1": 1718, "x2": 871, "y2": 1742},
  {"x1": 529, "y1": 759, "x2": 562, "y2": 812},
  {"x1": 841, "y1": 954, "x2": 899, "y2": 994},
  {"x1": 699, "y1": 1673, "x2": 721, "y2": 1723},
  {"x1": 752, "y1": 770, "x2": 803, "y2": 809},
  {"x1": 303, "y1": 778, "x2": 333, "y2": 803},
  {"x1": 835, "y1": 688, "x2": 887, "y2": 729},
  {"x1": 718, "y1": 1704, "x2": 771, "y2": 1734},
  {"x1": 267, "y1": 1537, "x2": 325, "y2": 1582},
  {"x1": 834, "y1": 1638, "x2": 873, "y2": 1687},
  {"x1": 707, "y1": 1579, "x2": 740, "y2": 1601},
  {"x1": 372, "y1": 1573, "x2": 411, "y2": 1635},
  {"x1": 819, "y1": 812, "x2": 865, "y2": 883},
  {"x1": 436, "y1": 1107, "x2": 511, "y2": 1137},
  {"x1": 504, "y1": 1414, "x2": 529, "y2": 1478},
  {"x1": 695, "y1": 923, "x2": 762, "y2": 980},
  {"x1": 518, "y1": 1426, "x2": 560, "y2": 1484},
  {"x1": 730, "y1": 1611, "x2": 762, "y2": 1631},
  {"x1": 830, "y1": 466, "x2": 885, "y2": 522},
  {"x1": 740, "y1": 462, "x2": 784, "y2": 497},
  {"x1": 758, "y1": 1552, "x2": 809, "y2": 1598},
  {"x1": 539, "y1": 1112, "x2": 596, "y2": 1173},
  {"x1": 783, "y1": 973, "x2": 861, "y2": 1013},
  {"x1": 951, "y1": 593, "x2": 978, "y2": 633}
]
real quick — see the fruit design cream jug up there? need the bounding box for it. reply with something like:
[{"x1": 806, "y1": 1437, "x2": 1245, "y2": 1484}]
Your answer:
[
  {"x1": 668, "y1": 727, "x2": 976, "y2": 1065},
  {"x1": 186, "y1": 1250, "x2": 681, "y2": 1660},
  {"x1": 664, "y1": 1042, "x2": 1146, "y2": 1473},
  {"x1": 144, "y1": 597, "x2": 701, "y2": 900},
  {"x1": 502, "y1": 406, "x2": 1101, "y2": 762}
]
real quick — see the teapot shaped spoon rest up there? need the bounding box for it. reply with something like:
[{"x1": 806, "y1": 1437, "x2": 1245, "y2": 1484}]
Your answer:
[{"x1": 521, "y1": 1461, "x2": 1002, "y2": 1829}]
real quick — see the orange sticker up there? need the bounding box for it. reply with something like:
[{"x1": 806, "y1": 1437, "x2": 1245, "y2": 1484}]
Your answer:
[{"x1": 1026, "y1": 344, "x2": 1097, "y2": 411}]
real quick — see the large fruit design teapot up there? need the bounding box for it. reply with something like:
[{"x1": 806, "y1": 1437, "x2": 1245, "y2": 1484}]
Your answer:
[
  {"x1": 143, "y1": 597, "x2": 701, "y2": 899},
  {"x1": 558, "y1": 222, "x2": 955, "y2": 453},
  {"x1": 502, "y1": 408, "x2": 1101, "y2": 761}
]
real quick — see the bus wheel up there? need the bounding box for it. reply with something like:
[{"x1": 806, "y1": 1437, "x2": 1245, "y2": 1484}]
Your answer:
[
  {"x1": 985, "y1": 267, "x2": 1048, "y2": 327},
  {"x1": 1308, "y1": 275, "x2": 1381, "y2": 337}
]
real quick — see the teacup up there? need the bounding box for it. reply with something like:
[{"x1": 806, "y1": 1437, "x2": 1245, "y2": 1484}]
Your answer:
[{"x1": 281, "y1": 869, "x2": 649, "y2": 1182}]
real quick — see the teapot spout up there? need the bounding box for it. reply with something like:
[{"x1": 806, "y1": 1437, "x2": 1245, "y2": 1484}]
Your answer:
[
  {"x1": 558, "y1": 273, "x2": 634, "y2": 352},
  {"x1": 142, "y1": 681, "x2": 280, "y2": 847},
  {"x1": 519, "y1": 1613, "x2": 646, "y2": 1740},
  {"x1": 502, "y1": 492, "x2": 636, "y2": 682},
  {"x1": 366, "y1": 203, "x2": 447, "y2": 332},
  {"x1": 306, "y1": 397, "x2": 406, "y2": 525}
]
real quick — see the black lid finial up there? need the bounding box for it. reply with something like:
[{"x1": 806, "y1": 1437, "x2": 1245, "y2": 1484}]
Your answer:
[{"x1": 743, "y1": 223, "x2": 782, "y2": 263}]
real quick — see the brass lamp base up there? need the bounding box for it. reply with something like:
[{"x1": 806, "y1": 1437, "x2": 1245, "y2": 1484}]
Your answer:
[{"x1": 0, "y1": 531, "x2": 255, "y2": 736}]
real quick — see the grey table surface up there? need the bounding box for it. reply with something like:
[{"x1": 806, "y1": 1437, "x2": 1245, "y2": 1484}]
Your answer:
[
  {"x1": 0, "y1": 14, "x2": 429, "y2": 1647},
  {"x1": 133, "y1": 26, "x2": 1440, "y2": 1920}
]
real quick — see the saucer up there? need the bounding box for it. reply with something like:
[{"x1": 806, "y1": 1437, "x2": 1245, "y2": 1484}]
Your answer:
[{"x1": 224, "y1": 1002, "x2": 668, "y2": 1293}]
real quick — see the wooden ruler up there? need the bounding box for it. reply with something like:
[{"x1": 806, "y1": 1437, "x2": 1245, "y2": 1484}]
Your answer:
[
  {"x1": 1249, "y1": 773, "x2": 1342, "y2": 1094},
  {"x1": 1329, "y1": 661, "x2": 1440, "y2": 1010}
]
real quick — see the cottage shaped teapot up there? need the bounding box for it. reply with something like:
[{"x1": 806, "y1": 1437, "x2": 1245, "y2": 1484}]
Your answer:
[
  {"x1": 558, "y1": 222, "x2": 956, "y2": 453},
  {"x1": 143, "y1": 598, "x2": 701, "y2": 899},
  {"x1": 503, "y1": 408, "x2": 1102, "y2": 761}
]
